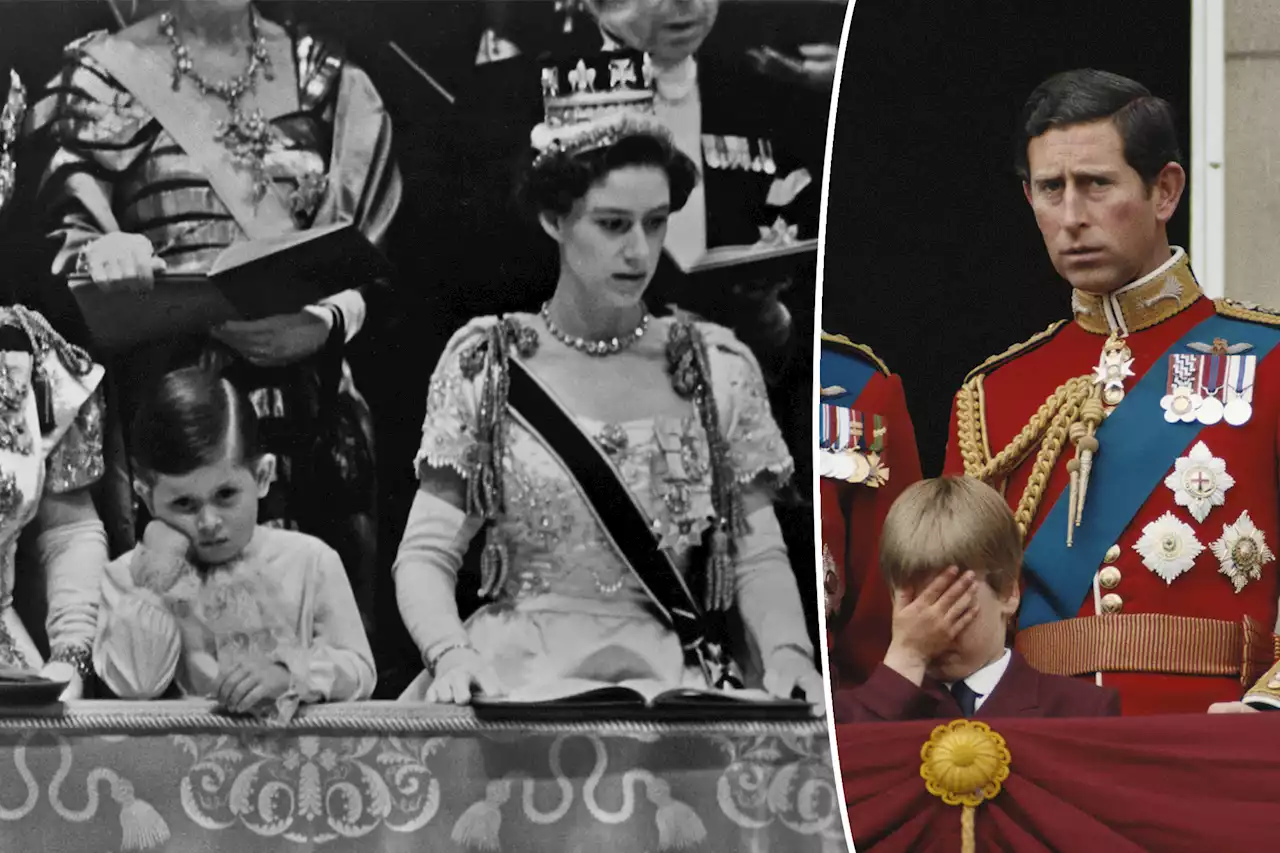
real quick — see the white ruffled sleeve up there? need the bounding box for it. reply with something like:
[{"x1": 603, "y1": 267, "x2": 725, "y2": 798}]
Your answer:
[{"x1": 92, "y1": 552, "x2": 182, "y2": 699}]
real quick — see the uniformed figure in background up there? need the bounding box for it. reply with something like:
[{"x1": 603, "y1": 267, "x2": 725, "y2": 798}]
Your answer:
[
  {"x1": 429, "y1": 0, "x2": 840, "y2": 375},
  {"x1": 819, "y1": 333, "x2": 922, "y2": 690},
  {"x1": 943, "y1": 69, "x2": 1280, "y2": 716}
]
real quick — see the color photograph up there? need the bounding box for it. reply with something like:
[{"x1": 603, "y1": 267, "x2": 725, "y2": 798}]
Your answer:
[{"x1": 821, "y1": 2, "x2": 1280, "y2": 850}]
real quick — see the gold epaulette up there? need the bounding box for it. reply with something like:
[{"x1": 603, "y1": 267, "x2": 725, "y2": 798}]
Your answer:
[
  {"x1": 962, "y1": 320, "x2": 1069, "y2": 385},
  {"x1": 820, "y1": 331, "x2": 891, "y2": 376},
  {"x1": 1215, "y1": 298, "x2": 1280, "y2": 326}
]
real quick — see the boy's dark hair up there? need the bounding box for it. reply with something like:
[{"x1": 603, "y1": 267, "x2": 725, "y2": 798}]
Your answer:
[
  {"x1": 1015, "y1": 68, "x2": 1182, "y2": 186},
  {"x1": 518, "y1": 130, "x2": 700, "y2": 219},
  {"x1": 131, "y1": 366, "x2": 260, "y2": 481}
]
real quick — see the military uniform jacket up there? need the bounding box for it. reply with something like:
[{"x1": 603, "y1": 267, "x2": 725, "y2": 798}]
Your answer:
[
  {"x1": 944, "y1": 249, "x2": 1280, "y2": 716},
  {"x1": 819, "y1": 334, "x2": 922, "y2": 689}
]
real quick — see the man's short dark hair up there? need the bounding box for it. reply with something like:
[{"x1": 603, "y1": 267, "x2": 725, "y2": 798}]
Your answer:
[{"x1": 1015, "y1": 69, "x2": 1182, "y2": 185}]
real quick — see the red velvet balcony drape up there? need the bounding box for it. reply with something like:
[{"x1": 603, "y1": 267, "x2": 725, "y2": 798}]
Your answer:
[{"x1": 837, "y1": 715, "x2": 1280, "y2": 853}]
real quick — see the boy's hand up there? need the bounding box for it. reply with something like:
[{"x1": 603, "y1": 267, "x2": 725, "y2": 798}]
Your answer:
[
  {"x1": 882, "y1": 566, "x2": 979, "y2": 685},
  {"x1": 133, "y1": 520, "x2": 196, "y2": 594},
  {"x1": 215, "y1": 661, "x2": 293, "y2": 715},
  {"x1": 142, "y1": 519, "x2": 191, "y2": 557}
]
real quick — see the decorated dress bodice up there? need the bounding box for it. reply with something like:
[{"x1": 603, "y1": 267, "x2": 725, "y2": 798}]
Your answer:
[{"x1": 417, "y1": 315, "x2": 793, "y2": 607}]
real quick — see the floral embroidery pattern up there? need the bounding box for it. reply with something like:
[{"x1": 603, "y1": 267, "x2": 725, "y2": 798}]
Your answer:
[{"x1": 177, "y1": 734, "x2": 444, "y2": 841}]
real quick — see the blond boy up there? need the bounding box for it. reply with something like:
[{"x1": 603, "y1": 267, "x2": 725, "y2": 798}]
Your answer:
[{"x1": 833, "y1": 477, "x2": 1120, "y2": 722}]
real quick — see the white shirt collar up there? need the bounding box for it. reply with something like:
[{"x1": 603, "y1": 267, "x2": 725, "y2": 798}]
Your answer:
[{"x1": 945, "y1": 648, "x2": 1012, "y2": 711}]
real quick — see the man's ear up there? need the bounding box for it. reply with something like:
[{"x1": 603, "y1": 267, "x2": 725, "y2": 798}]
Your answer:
[{"x1": 1152, "y1": 161, "x2": 1187, "y2": 224}]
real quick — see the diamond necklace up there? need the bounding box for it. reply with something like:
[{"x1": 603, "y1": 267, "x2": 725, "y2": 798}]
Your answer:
[
  {"x1": 160, "y1": 9, "x2": 277, "y2": 199},
  {"x1": 539, "y1": 301, "x2": 650, "y2": 356}
]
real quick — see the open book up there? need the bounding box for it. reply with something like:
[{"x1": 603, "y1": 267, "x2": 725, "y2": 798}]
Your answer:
[
  {"x1": 67, "y1": 221, "x2": 392, "y2": 352},
  {"x1": 0, "y1": 664, "x2": 67, "y2": 707},
  {"x1": 472, "y1": 677, "x2": 814, "y2": 722},
  {"x1": 0, "y1": 664, "x2": 47, "y2": 684}
]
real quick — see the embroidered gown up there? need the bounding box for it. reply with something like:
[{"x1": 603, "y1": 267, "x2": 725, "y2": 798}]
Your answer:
[
  {"x1": 26, "y1": 28, "x2": 401, "y2": 588},
  {"x1": 0, "y1": 308, "x2": 104, "y2": 672},
  {"x1": 397, "y1": 315, "x2": 813, "y2": 700}
]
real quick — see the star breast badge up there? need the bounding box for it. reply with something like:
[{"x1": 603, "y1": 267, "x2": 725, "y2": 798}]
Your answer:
[
  {"x1": 1163, "y1": 441, "x2": 1234, "y2": 524},
  {"x1": 1210, "y1": 510, "x2": 1275, "y2": 593},
  {"x1": 1134, "y1": 512, "x2": 1204, "y2": 584}
]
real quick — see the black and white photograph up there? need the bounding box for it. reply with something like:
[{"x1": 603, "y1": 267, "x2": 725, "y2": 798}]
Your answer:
[{"x1": 0, "y1": 1, "x2": 850, "y2": 851}]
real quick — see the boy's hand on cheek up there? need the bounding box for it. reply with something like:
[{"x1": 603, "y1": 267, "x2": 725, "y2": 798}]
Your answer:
[
  {"x1": 883, "y1": 566, "x2": 979, "y2": 685},
  {"x1": 134, "y1": 520, "x2": 197, "y2": 594}
]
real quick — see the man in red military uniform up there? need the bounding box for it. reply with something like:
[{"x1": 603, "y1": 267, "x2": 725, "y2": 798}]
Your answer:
[
  {"x1": 943, "y1": 69, "x2": 1280, "y2": 716},
  {"x1": 820, "y1": 332, "x2": 922, "y2": 689}
]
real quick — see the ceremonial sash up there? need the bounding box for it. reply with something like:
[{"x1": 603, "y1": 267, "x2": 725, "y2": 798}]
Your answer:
[
  {"x1": 82, "y1": 36, "x2": 298, "y2": 241},
  {"x1": 504, "y1": 358, "x2": 738, "y2": 688},
  {"x1": 1020, "y1": 314, "x2": 1280, "y2": 630}
]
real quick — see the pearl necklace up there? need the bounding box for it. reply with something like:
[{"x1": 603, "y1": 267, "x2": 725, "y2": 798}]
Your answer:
[{"x1": 540, "y1": 301, "x2": 650, "y2": 356}]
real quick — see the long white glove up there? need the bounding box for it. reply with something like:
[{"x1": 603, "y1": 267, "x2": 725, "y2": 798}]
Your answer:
[
  {"x1": 733, "y1": 504, "x2": 824, "y2": 712},
  {"x1": 34, "y1": 518, "x2": 108, "y2": 699},
  {"x1": 393, "y1": 486, "x2": 484, "y2": 667}
]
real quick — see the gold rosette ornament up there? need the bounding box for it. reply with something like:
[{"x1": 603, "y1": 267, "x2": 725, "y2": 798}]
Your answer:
[{"x1": 920, "y1": 720, "x2": 1012, "y2": 853}]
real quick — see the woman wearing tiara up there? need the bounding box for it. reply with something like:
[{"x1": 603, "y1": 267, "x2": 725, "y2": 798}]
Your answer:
[
  {"x1": 393, "y1": 53, "x2": 823, "y2": 710},
  {"x1": 0, "y1": 76, "x2": 109, "y2": 700},
  {"x1": 25, "y1": 0, "x2": 401, "y2": 624}
]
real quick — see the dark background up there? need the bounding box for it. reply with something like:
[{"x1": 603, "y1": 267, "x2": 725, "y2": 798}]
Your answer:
[{"x1": 822, "y1": 0, "x2": 1192, "y2": 476}]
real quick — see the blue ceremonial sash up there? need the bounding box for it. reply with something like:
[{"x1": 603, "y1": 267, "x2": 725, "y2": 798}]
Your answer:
[
  {"x1": 819, "y1": 345, "x2": 879, "y2": 408},
  {"x1": 1020, "y1": 313, "x2": 1280, "y2": 630}
]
